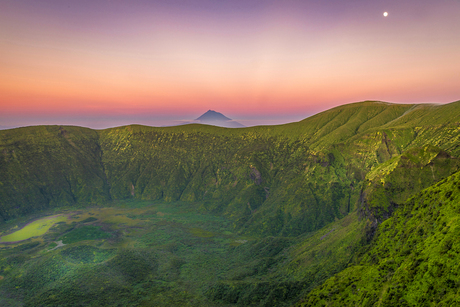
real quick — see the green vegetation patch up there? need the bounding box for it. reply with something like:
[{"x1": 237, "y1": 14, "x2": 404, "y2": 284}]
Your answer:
[
  {"x1": 61, "y1": 246, "x2": 116, "y2": 264},
  {"x1": 106, "y1": 249, "x2": 158, "y2": 281},
  {"x1": 301, "y1": 170, "x2": 460, "y2": 306},
  {"x1": 0, "y1": 215, "x2": 67, "y2": 243},
  {"x1": 189, "y1": 227, "x2": 214, "y2": 238},
  {"x1": 60, "y1": 225, "x2": 112, "y2": 244},
  {"x1": 79, "y1": 217, "x2": 98, "y2": 223}
]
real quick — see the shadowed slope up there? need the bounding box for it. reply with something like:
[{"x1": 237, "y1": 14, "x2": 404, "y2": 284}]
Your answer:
[{"x1": 0, "y1": 126, "x2": 110, "y2": 221}]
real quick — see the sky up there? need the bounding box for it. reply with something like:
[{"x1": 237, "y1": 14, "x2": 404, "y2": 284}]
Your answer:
[{"x1": 1, "y1": 0, "x2": 460, "y2": 129}]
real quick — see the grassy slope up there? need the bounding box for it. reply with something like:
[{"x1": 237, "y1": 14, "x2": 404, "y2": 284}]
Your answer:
[{"x1": 300, "y1": 170, "x2": 460, "y2": 306}]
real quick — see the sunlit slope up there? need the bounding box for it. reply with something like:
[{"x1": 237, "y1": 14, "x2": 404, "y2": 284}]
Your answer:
[
  {"x1": 300, "y1": 169, "x2": 460, "y2": 306},
  {"x1": 0, "y1": 126, "x2": 110, "y2": 220},
  {"x1": 273, "y1": 101, "x2": 414, "y2": 149},
  {"x1": 382, "y1": 100, "x2": 460, "y2": 128},
  {"x1": 361, "y1": 145, "x2": 460, "y2": 223},
  {"x1": 266, "y1": 100, "x2": 460, "y2": 155}
]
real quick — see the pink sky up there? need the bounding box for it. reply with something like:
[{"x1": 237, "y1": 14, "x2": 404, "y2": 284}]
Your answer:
[{"x1": 1, "y1": 0, "x2": 459, "y2": 128}]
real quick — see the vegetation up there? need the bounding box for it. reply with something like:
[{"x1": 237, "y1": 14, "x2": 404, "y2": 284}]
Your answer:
[
  {"x1": 0, "y1": 100, "x2": 459, "y2": 306},
  {"x1": 60, "y1": 225, "x2": 113, "y2": 244},
  {"x1": 300, "y1": 170, "x2": 460, "y2": 306}
]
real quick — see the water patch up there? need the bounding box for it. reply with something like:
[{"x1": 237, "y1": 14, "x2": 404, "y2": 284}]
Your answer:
[{"x1": 0, "y1": 215, "x2": 68, "y2": 243}]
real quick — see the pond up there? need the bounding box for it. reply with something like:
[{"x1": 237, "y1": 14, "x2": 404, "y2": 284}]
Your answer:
[{"x1": 0, "y1": 215, "x2": 68, "y2": 243}]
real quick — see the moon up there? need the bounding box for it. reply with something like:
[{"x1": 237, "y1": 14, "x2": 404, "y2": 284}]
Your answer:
[{"x1": 383, "y1": 12, "x2": 388, "y2": 17}]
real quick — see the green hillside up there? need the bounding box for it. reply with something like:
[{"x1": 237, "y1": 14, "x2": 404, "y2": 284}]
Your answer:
[
  {"x1": 0, "y1": 100, "x2": 459, "y2": 306},
  {"x1": 0, "y1": 126, "x2": 110, "y2": 220},
  {"x1": 301, "y1": 169, "x2": 460, "y2": 306}
]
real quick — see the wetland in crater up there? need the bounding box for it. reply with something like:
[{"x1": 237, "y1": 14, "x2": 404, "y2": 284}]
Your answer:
[{"x1": 0, "y1": 201, "x2": 265, "y2": 306}]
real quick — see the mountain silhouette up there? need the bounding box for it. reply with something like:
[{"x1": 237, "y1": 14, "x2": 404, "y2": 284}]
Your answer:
[
  {"x1": 196, "y1": 110, "x2": 231, "y2": 121},
  {"x1": 195, "y1": 110, "x2": 245, "y2": 128}
]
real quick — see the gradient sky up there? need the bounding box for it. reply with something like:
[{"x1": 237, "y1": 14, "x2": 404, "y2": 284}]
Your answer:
[{"x1": 1, "y1": 0, "x2": 460, "y2": 128}]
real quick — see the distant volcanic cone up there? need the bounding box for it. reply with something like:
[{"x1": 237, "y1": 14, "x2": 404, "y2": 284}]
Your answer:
[
  {"x1": 196, "y1": 110, "x2": 232, "y2": 121},
  {"x1": 195, "y1": 110, "x2": 245, "y2": 128}
]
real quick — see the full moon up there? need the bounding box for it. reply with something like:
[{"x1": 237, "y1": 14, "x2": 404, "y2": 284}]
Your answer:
[{"x1": 383, "y1": 12, "x2": 388, "y2": 17}]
